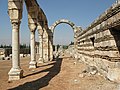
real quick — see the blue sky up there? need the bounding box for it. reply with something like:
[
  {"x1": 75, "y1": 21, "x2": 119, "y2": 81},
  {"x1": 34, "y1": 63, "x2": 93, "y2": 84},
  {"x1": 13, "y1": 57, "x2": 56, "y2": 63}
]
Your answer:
[{"x1": 0, "y1": 0, "x2": 115, "y2": 45}]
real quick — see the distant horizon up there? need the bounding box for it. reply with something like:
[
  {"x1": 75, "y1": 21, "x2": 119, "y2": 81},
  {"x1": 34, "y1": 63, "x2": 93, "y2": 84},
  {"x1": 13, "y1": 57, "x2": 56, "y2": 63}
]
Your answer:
[{"x1": 0, "y1": 42, "x2": 74, "y2": 46}]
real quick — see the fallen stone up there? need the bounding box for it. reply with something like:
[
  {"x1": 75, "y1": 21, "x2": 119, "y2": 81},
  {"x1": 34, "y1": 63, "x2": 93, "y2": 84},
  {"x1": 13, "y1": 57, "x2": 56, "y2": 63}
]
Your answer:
[
  {"x1": 88, "y1": 66, "x2": 98, "y2": 75},
  {"x1": 107, "y1": 68, "x2": 120, "y2": 83},
  {"x1": 74, "y1": 79, "x2": 78, "y2": 82},
  {"x1": 78, "y1": 73, "x2": 85, "y2": 78},
  {"x1": 73, "y1": 61, "x2": 77, "y2": 65}
]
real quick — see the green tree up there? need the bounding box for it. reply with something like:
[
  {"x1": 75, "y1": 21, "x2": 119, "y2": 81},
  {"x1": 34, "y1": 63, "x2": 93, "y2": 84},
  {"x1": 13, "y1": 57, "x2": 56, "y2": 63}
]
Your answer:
[{"x1": 69, "y1": 41, "x2": 74, "y2": 45}]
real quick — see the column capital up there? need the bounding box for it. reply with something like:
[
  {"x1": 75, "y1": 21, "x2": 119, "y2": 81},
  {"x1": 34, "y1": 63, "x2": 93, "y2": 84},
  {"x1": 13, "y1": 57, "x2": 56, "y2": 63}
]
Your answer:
[{"x1": 11, "y1": 21, "x2": 21, "y2": 30}]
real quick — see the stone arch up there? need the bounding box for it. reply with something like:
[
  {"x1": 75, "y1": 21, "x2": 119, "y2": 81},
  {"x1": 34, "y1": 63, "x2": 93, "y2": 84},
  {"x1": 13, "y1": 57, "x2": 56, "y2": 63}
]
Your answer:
[
  {"x1": 50, "y1": 19, "x2": 77, "y2": 34},
  {"x1": 49, "y1": 19, "x2": 82, "y2": 60}
]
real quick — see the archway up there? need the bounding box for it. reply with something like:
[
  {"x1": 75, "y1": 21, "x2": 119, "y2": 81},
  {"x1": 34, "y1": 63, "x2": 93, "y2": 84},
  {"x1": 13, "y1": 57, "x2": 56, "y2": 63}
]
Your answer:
[
  {"x1": 53, "y1": 24, "x2": 74, "y2": 45},
  {"x1": 49, "y1": 19, "x2": 82, "y2": 60},
  {"x1": 50, "y1": 19, "x2": 77, "y2": 33}
]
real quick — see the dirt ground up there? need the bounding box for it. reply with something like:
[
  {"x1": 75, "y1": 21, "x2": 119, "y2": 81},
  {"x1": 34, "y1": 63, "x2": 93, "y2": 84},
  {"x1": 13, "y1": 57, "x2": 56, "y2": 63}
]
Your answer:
[{"x1": 0, "y1": 55, "x2": 119, "y2": 90}]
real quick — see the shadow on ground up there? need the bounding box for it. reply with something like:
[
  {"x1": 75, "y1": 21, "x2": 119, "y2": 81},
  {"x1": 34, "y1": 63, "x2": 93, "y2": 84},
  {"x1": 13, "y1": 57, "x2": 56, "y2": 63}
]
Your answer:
[{"x1": 9, "y1": 58, "x2": 63, "y2": 90}]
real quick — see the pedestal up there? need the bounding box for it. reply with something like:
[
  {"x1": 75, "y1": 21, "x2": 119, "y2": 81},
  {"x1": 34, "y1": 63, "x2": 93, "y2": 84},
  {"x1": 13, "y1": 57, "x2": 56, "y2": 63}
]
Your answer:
[{"x1": 8, "y1": 68, "x2": 23, "y2": 81}]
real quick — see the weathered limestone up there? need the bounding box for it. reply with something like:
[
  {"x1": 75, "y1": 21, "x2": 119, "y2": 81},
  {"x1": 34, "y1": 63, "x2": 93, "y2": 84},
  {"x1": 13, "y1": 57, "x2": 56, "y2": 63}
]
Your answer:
[
  {"x1": 77, "y1": 0, "x2": 120, "y2": 83},
  {"x1": 55, "y1": 45, "x2": 58, "y2": 52},
  {"x1": 74, "y1": 35, "x2": 78, "y2": 59},
  {"x1": 48, "y1": 30, "x2": 53, "y2": 61},
  {"x1": 8, "y1": 22, "x2": 23, "y2": 81},
  {"x1": 8, "y1": 0, "x2": 49, "y2": 81},
  {"x1": 8, "y1": 0, "x2": 23, "y2": 81},
  {"x1": 38, "y1": 26, "x2": 44, "y2": 63},
  {"x1": 49, "y1": 19, "x2": 82, "y2": 59},
  {"x1": 43, "y1": 28, "x2": 49, "y2": 62},
  {"x1": 25, "y1": 0, "x2": 39, "y2": 68},
  {"x1": 74, "y1": 26, "x2": 82, "y2": 59},
  {"x1": 107, "y1": 68, "x2": 120, "y2": 83},
  {"x1": 7, "y1": 0, "x2": 120, "y2": 83},
  {"x1": 29, "y1": 24, "x2": 37, "y2": 68},
  {"x1": 36, "y1": 43, "x2": 39, "y2": 54},
  {"x1": 37, "y1": 11, "x2": 50, "y2": 63}
]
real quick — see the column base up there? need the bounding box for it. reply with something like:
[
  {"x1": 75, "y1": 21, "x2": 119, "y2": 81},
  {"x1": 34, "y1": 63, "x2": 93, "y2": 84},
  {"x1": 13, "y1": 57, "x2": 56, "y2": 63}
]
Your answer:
[
  {"x1": 38, "y1": 58, "x2": 44, "y2": 63},
  {"x1": 29, "y1": 61, "x2": 37, "y2": 69},
  {"x1": 49, "y1": 58, "x2": 53, "y2": 61},
  {"x1": 8, "y1": 68, "x2": 23, "y2": 81},
  {"x1": 43, "y1": 59, "x2": 49, "y2": 63},
  {"x1": 50, "y1": 56, "x2": 53, "y2": 61}
]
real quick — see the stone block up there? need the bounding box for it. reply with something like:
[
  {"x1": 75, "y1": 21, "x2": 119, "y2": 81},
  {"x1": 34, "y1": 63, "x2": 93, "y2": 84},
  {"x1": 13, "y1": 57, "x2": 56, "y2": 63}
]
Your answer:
[
  {"x1": 107, "y1": 68, "x2": 120, "y2": 83},
  {"x1": 8, "y1": 68, "x2": 23, "y2": 81},
  {"x1": 28, "y1": 18, "x2": 35, "y2": 24},
  {"x1": 8, "y1": 1, "x2": 22, "y2": 10},
  {"x1": 28, "y1": 12, "x2": 37, "y2": 18},
  {"x1": 8, "y1": 9, "x2": 22, "y2": 20}
]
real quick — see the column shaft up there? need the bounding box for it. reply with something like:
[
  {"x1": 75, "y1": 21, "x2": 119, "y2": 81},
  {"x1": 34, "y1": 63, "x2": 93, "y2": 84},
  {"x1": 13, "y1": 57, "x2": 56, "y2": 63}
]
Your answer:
[
  {"x1": 38, "y1": 34, "x2": 44, "y2": 63},
  {"x1": 43, "y1": 30, "x2": 49, "y2": 62},
  {"x1": 8, "y1": 0, "x2": 23, "y2": 80},
  {"x1": 49, "y1": 38, "x2": 53, "y2": 61},
  {"x1": 29, "y1": 31, "x2": 37, "y2": 68},
  {"x1": 12, "y1": 23, "x2": 20, "y2": 68},
  {"x1": 8, "y1": 22, "x2": 23, "y2": 81}
]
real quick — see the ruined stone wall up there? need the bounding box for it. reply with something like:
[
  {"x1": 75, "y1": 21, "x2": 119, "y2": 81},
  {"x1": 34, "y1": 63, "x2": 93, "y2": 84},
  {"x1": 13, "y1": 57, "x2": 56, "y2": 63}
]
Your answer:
[{"x1": 77, "y1": 1, "x2": 120, "y2": 77}]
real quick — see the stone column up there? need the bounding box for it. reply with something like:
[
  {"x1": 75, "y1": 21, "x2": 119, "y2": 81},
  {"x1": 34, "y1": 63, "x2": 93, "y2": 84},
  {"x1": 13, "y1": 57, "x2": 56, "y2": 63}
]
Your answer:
[
  {"x1": 43, "y1": 28, "x2": 49, "y2": 62},
  {"x1": 29, "y1": 24, "x2": 37, "y2": 69},
  {"x1": 8, "y1": 22, "x2": 23, "y2": 81},
  {"x1": 55, "y1": 45, "x2": 58, "y2": 52},
  {"x1": 48, "y1": 28, "x2": 54, "y2": 61},
  {"x1": 8, "y1": 0, "x2": 23, "y2": 81},
  {"x1": 49, "y1": 34, "x2": 53, "y2": 61},
  {"x1": 38, "y1": 29, "x2": 44, "y2": 63},
  {"x1": 36, "y1": 45, "x2": 39, "y2": 54}
]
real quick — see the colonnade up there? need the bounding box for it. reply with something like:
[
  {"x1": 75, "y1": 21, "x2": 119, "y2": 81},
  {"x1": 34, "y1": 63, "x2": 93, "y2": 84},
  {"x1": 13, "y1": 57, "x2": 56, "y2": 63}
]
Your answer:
[
  {"x1": 8, "y1": 0, "x2": 53, "y2": 81},
  {"x1": 8, "y1": 0, "x2": 80, "y2": 81}
]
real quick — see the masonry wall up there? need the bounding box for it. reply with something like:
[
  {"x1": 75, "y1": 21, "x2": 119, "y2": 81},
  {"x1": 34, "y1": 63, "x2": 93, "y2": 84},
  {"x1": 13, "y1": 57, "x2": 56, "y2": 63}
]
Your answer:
[{"x1": 77, "y1": 1, "x2": 120, "y2": 77}]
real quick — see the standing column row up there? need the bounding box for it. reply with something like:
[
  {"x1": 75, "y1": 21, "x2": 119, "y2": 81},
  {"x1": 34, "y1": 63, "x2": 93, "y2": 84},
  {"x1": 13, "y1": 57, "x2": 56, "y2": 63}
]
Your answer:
[{"x1": 8, "y1": 0, "x2": 23, "y2": 81}]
